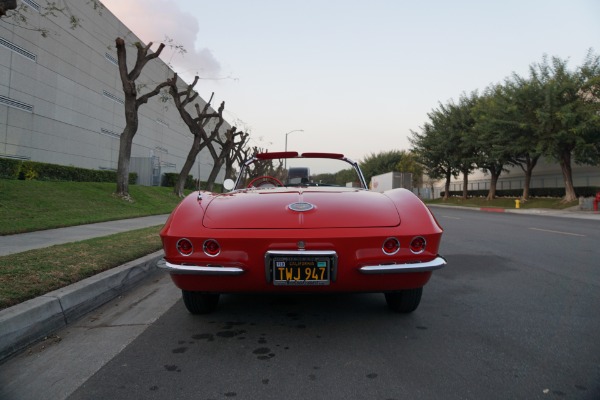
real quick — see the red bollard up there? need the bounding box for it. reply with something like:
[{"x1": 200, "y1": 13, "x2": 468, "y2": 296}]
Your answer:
[{"x1": 594, "y1": 192, "x2": 600, "y2": 211}]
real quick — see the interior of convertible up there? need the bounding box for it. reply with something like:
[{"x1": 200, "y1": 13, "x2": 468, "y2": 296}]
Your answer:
[{"x1": 233, "y1": 152, "x2": 366, "y2": 190}]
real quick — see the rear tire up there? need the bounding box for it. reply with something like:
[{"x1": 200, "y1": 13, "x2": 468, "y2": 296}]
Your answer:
[
  {"x1": 384, "y1": 288, "x2": 423, "y2": 313},
  {"x1": 182, "y1": 291, "x2": 220, "y2": 314}
]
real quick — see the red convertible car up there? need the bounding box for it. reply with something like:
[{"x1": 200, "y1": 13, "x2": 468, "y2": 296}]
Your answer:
[{"x1": 159, "y1": 152, "x2": 445, "y2": 314}]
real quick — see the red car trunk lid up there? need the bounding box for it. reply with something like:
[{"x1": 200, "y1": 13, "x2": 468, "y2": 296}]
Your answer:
[{"x1": 202, "y1": 189, "x2": 400, "y2": 229}]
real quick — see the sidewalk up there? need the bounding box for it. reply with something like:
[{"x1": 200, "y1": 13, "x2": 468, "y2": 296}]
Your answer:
[
  {"x1": 0, "y1": 214, "x2": 171, "y2": 362},
  {"x1": 0, "y1": 214, "x2": 171, "y2": 256}
]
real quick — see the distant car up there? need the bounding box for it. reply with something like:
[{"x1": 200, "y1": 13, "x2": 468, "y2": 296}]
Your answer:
[
  {"x1": 286, "y1": 166, "x2": 310, "y2": 185},
  {"x1": 158, "y1": 151, "x2": 446, "y2": 314}
]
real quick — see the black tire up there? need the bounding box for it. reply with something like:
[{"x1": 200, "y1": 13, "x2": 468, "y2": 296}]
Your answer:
[
  {"x1": 384, "y1": 288, "x2": 423, "y2": 313},
  {"x1": 182, "y1": 291, "x2": 220, "y2": 314}
]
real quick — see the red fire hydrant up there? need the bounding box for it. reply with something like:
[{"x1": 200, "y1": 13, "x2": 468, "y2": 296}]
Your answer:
[{"x1": 594, "y1": 192, "x2": 600, "y2": 211}]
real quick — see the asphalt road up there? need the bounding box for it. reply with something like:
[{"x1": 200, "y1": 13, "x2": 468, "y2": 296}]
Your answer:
[{"x1": 2, "y1": 208, "x2": 599, "y2": 400}]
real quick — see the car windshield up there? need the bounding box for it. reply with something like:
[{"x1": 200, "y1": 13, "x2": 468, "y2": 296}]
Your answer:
[{"x1": 234, "y1": 152, "x2": 366, "y2": 190}]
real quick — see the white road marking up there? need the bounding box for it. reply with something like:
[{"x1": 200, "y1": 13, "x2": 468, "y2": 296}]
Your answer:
[
  {"x1": 442, "y1": 216, "x2": 461, "y2": 220},
  {"x1": 529, "y1": 227, "x2": 585, "y2": 237}
]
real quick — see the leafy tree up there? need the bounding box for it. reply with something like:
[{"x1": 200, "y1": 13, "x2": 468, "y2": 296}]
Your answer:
[
  {"x1": 499, "y1": 72, "x2": 546, "y2": 200},
  {"x1": 448, "y1": 92, "x2": 480, "y2": 199},
  {"x1": 336, "y1": 168, "x2": 360, "y2": 186},
  {"x1": 395, "y1": 151, "x2": 424, "y2": 189},
  {"x1": 115, "y1": 37, "x2": 170, "y2": 198},
  {"x1": 411, "y1": 93, "x2": 479, "y2": 200},
  {"x1": 413, "y1": 96, "x2": 478, "y2": 200},
  {"x1": 533, "y1": 52, "x2": 600, "y2": 202},
  {"x1": 312, "y1": 169, "x2": 357, "y2": 186},
  {"x1": 410, "y1": 112, "x2": 460, "y2": 200},
  {"x1": 411, "y1": 52, "x2": 599, "y2": 201},
  {"x1": 575, "y1": 52, "x2": 600, "y2": 165},
  {"x1": 472, "y1": 85, "x2": 520, "y2": 200},
  {"x1": 359, "y1": 150, "x2": 406, "y2": 184}
]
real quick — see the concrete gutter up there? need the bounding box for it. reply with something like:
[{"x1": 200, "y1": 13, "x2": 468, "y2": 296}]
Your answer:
[{"x1": 0, "y1": 251, "x2": 164, "y2": 362}]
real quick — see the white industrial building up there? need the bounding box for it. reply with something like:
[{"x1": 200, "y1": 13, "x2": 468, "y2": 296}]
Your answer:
[
  {"x1": 424, "y1": 160, "x2": 600, "y2": 200},
  {"x1": 445, "y1": 161, "x2": 600, "y2": 194},
  {"x1": 0, "y1": 1, "x2": 228, "y2": 185}
]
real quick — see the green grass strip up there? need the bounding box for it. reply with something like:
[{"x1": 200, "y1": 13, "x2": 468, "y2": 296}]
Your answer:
[
  {"x1": 0, "y1": 180, "x2": 185, "y2": 235},
  {"x1": 0, "y1": 226, "x2": 163, "y2": 310},
  {"x1": 424, "y1": 197, "x2": 579, "y2": 209}
]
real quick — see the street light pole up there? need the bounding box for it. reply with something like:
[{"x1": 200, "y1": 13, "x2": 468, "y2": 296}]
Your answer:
[
  {"x1": 284, "y1": 129, "x2": 303, "y2": 152},
  {"x1": 284, "y1": 129, "x2": 303, "y2": 169}
]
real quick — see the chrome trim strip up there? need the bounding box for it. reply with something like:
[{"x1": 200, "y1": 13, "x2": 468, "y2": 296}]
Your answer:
[
  {"x1": 359, "y1": 256, "x2": 446, "y2": 274},
  {"x1": 344, "y1": 156, "x2": 368, "y2": 189},
  {"x1": 266, "y1": 250, "x2": 337, "y2": 257},
  {"x1": 157, "y1": 258, "x2": 244, "y2": 275}
]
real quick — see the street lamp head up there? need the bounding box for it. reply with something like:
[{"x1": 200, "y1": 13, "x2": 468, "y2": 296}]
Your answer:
[{"x1": 284, "y1": 129, "x2": 304, "y2": 152}]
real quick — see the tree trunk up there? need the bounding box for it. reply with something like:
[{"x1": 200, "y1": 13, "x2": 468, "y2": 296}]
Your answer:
[
  {"x1": 174, "y1": 135, "x2": 203, "y2": 197},
  {"x1": 206, "y1": 158, "x2": 225, "y2": 191},
  {"x1": 559, "y1": 150, "x2": 577, "y2": 202},
  {"x1": 519, "y1": 155, "x2": 539, "y2": 201},
  {"x1": 462, "y1": 169, "x2": 469, "y2": 200},
  {"x1": 115, "y1": 121, "x2": 136, "y2": 197},
  {"x1": 443, "y1": 170, "x2": 451, "y2": 200},
  {"x1": 166, "y1": 80, "x2": 222, "y2": 198},
  {"x1": 522, "y1": 169, "x2": 532, "y2": 200},
  {"x1": 224, "y1": 132, "x2": 247, "y2": 180},
  {"x1": 114, "y1": 37, "x2": 166, "y2": 199},
  {"x1": 486, "y1": 168, "x2": 501, "y2": 200}
]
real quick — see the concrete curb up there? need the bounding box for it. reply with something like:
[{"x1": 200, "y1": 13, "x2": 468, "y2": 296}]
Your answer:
[
  {"x1": 427, "y1": 204, "x2": 600, "y2": 220},
  {"x1": 0, "y1": 250, "x2": 164, "y2": 362}
]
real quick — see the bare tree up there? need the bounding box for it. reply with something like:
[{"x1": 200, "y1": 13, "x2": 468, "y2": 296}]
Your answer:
[
  {"x1": 115, "y1": 37, "x2": 170, "y2": 198},
  {"x1": 204, "y1": 127, "x2": 248, "y2": 191},
  {"x1": 0, "y1": 0, "x2": 17, "y2": 17},
  {"x1": 224, "y1": 130, "x2": 250, "y2": 180},
  {"x1": 166, "y1": 74, "x2": 227, "y2": 197},
  {"x1": 1, "y1": 0, "x2": 103, "y2": 36},
  {"x1": 237, "y1": 144, "x2": 252, "y2": 165}
]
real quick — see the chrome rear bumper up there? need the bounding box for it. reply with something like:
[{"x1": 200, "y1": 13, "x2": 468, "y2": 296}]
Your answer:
[
  {"x1": 158, "y1": 255, "x2": 446, "y2": 276},
  {"x1": 157, "y1": 258, "x2": 244, "y2": 275},
  {"x1": 359, "y1": 256, "x2": 446, "y2": 274}
]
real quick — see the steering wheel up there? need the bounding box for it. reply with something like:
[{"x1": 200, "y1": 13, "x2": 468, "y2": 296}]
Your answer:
[{"x1": 247, "y1": 175, "x2": 284, "y2": 188}]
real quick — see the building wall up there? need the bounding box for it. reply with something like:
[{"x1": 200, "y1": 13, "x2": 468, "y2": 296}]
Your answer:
[
  {"x1": 0, "y1": 1, "x2": 228, "y2": 183},
  {"x1": 428, "y1": 159, "x2": 600, "y2": 198}
]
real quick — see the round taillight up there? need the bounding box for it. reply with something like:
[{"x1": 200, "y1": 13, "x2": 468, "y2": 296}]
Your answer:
[
  {"x1": 410, "y1": 236, "x2": 427, "y2": 254},
  {"x1": 382, "y1": 237, "x2": 400, "y2": 255},
  {"x1": 203, "y1": 239, "x2": 221, "y2": 257},
  {"x1": 176, "y1": 238, "x2": 194, "y2": 256}
]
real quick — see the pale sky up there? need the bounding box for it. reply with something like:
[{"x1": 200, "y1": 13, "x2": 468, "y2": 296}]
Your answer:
[{"x1": 101, "y1": 0, "x2": 599, "y2": 162}]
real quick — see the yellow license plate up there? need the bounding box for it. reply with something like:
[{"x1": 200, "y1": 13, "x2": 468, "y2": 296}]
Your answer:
[{"x1": 273, "y1": 257, "x2": 330, "y2": 286}]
